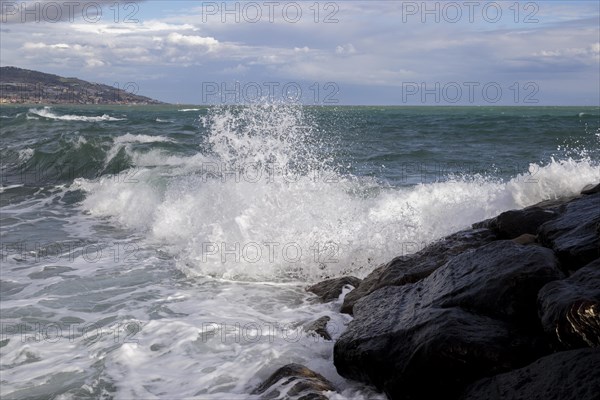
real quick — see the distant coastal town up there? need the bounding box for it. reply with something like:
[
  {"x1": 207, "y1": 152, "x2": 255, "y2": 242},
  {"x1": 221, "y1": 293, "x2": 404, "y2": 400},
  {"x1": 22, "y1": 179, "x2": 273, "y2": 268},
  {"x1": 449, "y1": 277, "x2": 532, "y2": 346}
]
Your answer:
[{"x1": 0, "y1": 66, "x2": 164, "y2": 105}]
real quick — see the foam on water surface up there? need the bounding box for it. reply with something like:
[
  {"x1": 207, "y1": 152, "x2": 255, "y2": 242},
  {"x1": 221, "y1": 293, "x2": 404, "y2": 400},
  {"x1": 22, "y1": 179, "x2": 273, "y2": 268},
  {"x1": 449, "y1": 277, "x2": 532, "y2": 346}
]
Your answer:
[
  {"x1": 2, "y1": 104, "x2": 599, "y2": 399},
  {"x1": 28, "y1": 107, "x2": 126, "y2": 122},
  {"x1": 76, "y1": 104, "x2": 600, "y2": 281}
]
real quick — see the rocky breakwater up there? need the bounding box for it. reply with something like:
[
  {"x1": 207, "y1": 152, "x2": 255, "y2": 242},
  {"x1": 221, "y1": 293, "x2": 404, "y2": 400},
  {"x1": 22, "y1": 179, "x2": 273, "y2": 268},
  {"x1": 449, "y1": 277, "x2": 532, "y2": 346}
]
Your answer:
[{"x1": 333, "y1": 184, "x2": 600, "y2": 400}]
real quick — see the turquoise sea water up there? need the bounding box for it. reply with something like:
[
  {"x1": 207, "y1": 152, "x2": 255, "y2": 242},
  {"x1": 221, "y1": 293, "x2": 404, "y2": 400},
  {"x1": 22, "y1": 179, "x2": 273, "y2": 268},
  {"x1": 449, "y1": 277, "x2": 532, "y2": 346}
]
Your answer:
[{"x1": 1, "y1": 104, "x2": 599, "y2": 398}]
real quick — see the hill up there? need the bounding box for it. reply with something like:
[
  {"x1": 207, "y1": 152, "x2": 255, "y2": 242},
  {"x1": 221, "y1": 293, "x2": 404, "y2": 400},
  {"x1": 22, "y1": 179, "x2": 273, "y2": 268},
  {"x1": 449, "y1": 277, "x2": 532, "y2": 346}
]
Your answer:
[{"x1": 0, "y1": 66, "x2": 164, "y2": 105}]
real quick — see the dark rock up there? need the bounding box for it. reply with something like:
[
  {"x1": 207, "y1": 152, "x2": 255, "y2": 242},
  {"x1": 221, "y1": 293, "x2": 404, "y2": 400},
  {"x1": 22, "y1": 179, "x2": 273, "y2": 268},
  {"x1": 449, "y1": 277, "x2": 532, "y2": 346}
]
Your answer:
[
  {"x1": 304, "y1": 316, "x2": 332, "y2": 341},
  {"x1": 251, "y1": 363, "x2": 336, "y2": 400},
  {"x1": 471, "y1": 218, "x2": 493, "y2": 229},
  {"x1": 336, "y1": 296, "x2": 547, "y2": 400},
  {"x1": 306, "y1": 276, "x2": 361, "y2": 303},
  {"x1": 538, "y1": 193, "x2": 600, "y2": 271},
  {"x1": 340, "y1": 265, "x2": 385, "y2": 314},
  {"x1": 530, "y1": 195, "x2": 579, "y2": 211},
  {"x1": 472, "y1": 194, "x2": 575, "y2": 231},
  {"x1": 581, "y1": 183, "x2": 600, "y2": 195},
  {"x1": 432, "y1": 241, "x2": 563, "y2": 325},
  {"x1": 341, "y1": 228, "x2": 496, "y2": 315},
  {"x1": 484, "y1": 208, "x2": 558, "y2": 239},
  {"x1": 334, "y1": 241, "x2": 562, "y2": 399},
  {"x1": 512, "y1": 233, "x2": 538, "y2": 245},
  {"x1": 538, "y1": 259, "x2": 600, "y2": 349},
  {"x1": 459, "y1": 348, "x2": 600, "y2": 400}
]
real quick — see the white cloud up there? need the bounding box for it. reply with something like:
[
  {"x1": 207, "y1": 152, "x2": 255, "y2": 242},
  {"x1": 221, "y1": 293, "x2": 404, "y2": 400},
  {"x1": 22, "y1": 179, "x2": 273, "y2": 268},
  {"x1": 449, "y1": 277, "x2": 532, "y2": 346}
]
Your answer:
[
  {"x1": 23, "y1": 42, "x2": 70, "y2": 50},
  {"x1": 68, "y1": 20, "x2": 195, "y2": 35},
  {"x1": 166, "y1": 32, "x2": 219, "y2": 50},
  {"x1": 85, "y1": 58, "x2": 106, "y2": 68},
  {"x1": 335, "y1": 44, "x2": 356, "y2": 55},
  {"x1": 222, "y1": 64, "x2": 249, "y2": 74},
  {"x1": 2, "y1": 1, "x2": 598, "y2": 103},
  {"x1": 535, "y1": 42, "x2": 600, "y2": 61}
]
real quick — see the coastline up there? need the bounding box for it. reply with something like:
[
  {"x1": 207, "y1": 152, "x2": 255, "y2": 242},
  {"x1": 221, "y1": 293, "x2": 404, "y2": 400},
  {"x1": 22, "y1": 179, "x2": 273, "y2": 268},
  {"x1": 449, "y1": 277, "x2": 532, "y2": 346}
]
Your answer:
[
  {"x1": 2, "y1": 105, "x2": 598, "y2": 398},
  {"x1": 261, "y1": 182, "x2": 600, "y2": 399}
]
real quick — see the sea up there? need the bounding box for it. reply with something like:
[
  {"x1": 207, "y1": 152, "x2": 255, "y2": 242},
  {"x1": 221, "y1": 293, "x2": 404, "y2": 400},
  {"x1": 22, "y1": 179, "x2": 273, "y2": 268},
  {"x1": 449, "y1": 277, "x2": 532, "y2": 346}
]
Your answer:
[{"x1": 1, "y1": 104, "x2": 599, "y2": 399}]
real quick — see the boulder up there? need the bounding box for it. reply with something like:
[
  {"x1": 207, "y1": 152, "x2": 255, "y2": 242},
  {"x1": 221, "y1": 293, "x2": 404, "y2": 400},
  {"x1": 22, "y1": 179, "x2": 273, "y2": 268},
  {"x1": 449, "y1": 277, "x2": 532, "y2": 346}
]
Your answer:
[
  {"x1": 304, "y1": 316, "x2": 332, "y2": 341},
  {"x1": 537, "y1": 192, "x2": 600, "y2": 271},
  {"x1": 306, "y1": 276, "x2": 361, "y2": 303},
  {"x1": 341, "y1": 228, "x2": 496, "y2": 314},
  {"x1": 482, "y1": 208, "x2": 558, "y2": 239},
  {"x1": 335, "y1": 293, "x2": 548, "y2": 400},
  {"x1": 334, "y1": 241, "x2": 563, "y2": 399},
  {"x1": 251, "y1": 363, "x2": 335, "y2": 400},
  {"x1": 340, "y1": 265, "x2": 385, "y2": 314},
  {"x1": 538, "y1": 259, "x2": 600, "y2": 349},
  {"x1": 432, "y1": 241, "x2": 563, "y2": 325},
  {"x1": 512, "y1": 233, "x2": 538, "y2": 245},
  {"x1": 529, "y1": 195, "x2": 579, "y2": 211},
  {"x1": 459, "y1": 348, "x2": 600, "y2": 400},
  {"x1": 581, "y1": 183, "x2": 600, "y2": 195}
]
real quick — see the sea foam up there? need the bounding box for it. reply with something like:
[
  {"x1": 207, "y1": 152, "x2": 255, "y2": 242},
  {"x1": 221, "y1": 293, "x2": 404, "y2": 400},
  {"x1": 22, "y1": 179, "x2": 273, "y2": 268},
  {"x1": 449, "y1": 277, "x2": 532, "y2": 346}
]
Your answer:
[
  {"x1": 28, "y1": 106, "x2": 126, "y2": 122},
  {"x1": 75, "y1": 104, "x2": 600, "y2": 281}
]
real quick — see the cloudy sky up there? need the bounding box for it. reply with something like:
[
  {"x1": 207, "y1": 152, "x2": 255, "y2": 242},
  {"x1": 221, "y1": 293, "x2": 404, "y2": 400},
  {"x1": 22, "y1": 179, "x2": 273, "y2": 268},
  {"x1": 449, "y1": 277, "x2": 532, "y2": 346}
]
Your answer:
[{"x1": 1, "y1": 0, "x2": 598, "y2": 105}]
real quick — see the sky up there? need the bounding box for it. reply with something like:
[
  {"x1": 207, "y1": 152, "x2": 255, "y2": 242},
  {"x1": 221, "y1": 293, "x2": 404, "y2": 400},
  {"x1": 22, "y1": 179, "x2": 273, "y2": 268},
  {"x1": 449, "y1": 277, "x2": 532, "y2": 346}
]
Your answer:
[{"x1": 0, "y1": 0, "x2": 599, "y2": 105}]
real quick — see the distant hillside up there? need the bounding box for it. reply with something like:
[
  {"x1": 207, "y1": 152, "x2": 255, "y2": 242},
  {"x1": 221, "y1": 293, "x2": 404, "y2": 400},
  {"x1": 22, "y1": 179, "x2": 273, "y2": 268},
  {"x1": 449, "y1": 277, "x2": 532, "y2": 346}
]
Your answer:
[{"x1": 0, "y1": 66, "x2": 165, "y2": 105}]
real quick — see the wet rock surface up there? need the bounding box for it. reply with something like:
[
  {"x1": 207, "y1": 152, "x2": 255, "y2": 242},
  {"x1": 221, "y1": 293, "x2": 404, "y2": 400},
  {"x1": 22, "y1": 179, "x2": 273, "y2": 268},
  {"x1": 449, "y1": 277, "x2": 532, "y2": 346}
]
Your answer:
[
  {"x1": 334, "y1": 241, "x2": 561, "y2": 399},
  {"x1": 251, "y1": 363, "x2": 336, "y2": 400},
  {"x1": 581, "y1": 182, "x2": 600, "y2": 195},
  {"x1": 538, "y1": 259, "x2": 600, "y2": 349},
  {"x1": 339, "y1": 264, "x2": 385, "y2": 315},
  {"x1": 341, "y1": 228, "x2": 496, "y2": 314},
  {"x1": 327, "y1": 187, "x2": 600, "y2": 400},
  {"x1": 512, "y1": 233, "x2": 538, "y2": 245},
  {"x1": 304, "y1": 316, "x2": 332, "y2": 341},
  {"x1": 306, "y1": 276, "x2": 361, "y2": 303},
  {"x1": 537, "y1": 192, "x2": 600, "y2": 271},
  {"x1": 428, "y1": 241, "x2": 563, "y2": 325},
  {"x1": 459, "y1": 348, "x2": 600, "y2": 400},
  {"x1": 482, "y1": 207, "x2": 558, "y2": 239}
]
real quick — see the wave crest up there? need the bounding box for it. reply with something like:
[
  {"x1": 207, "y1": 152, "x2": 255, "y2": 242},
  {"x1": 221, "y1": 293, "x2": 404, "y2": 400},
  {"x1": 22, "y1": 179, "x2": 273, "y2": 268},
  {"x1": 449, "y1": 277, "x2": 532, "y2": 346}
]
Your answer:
[
  {"x1": 28, "y1": 107, "x2": 126, "y2": 122},
  {"x1": 74, "y1": 105, "x2": 600, "y2": 281}
]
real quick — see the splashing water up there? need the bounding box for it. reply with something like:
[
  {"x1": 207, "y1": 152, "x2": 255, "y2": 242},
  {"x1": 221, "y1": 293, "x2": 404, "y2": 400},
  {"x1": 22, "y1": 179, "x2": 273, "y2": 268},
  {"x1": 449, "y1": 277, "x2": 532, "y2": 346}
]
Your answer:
[
  {"x1": 4, "y1": 104, "x2": 600, "y2": 399},
  {"x1": 75, "y1": 104, "x2": 600, "y2": 282}
]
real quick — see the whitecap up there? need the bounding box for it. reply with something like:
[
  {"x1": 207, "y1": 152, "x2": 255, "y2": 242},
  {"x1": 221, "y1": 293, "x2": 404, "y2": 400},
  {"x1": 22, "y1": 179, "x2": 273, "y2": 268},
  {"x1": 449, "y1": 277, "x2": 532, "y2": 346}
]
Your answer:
[{"x1": 28, "y1": 107, "x2": 126, "y2": 122}]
